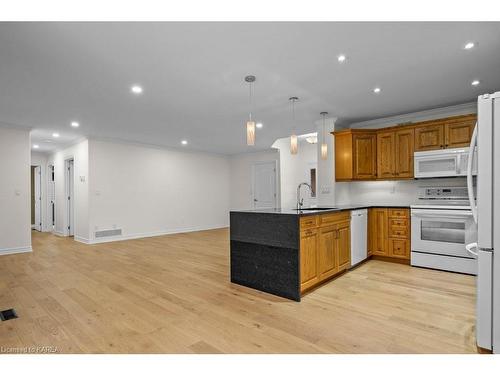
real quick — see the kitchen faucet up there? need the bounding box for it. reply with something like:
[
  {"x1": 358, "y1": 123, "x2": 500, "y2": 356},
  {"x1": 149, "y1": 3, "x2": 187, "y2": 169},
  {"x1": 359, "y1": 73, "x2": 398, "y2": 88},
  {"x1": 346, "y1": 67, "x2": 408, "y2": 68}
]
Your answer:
[{"x1": 296, "y1": 182, "x2": 312, "y2": 210}]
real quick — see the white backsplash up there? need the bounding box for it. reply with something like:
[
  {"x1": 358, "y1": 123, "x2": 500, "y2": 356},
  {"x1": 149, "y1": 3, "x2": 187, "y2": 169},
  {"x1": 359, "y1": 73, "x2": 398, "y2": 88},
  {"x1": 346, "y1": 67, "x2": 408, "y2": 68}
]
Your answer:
[{"x1": 335, "y1": 177, "x2": 467, "y2": 206}]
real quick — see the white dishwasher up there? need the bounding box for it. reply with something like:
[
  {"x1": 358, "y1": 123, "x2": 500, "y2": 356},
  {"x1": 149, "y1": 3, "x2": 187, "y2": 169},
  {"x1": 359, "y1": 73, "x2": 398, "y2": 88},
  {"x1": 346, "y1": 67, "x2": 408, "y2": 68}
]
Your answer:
[{"x1": 350, "y1": 209, "x2": 368, "y2": 267}]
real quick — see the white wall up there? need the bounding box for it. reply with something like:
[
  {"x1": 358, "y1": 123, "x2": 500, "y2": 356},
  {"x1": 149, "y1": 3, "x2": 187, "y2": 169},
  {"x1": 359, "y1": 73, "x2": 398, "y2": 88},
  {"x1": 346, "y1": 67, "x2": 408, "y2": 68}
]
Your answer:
[
  {"x1": 273, "y1": 136, "x2": 318, "y2": 209},
  {"x1": 335, "y1": 178, "x2": 468, "y2": 206},
  {"x1": 87, "y1": 139, "x2": 230, "y2": 243},
  {"x1": 31, "y1": 151, "x2": 51, "y2": 232},
  {"x1": 229, "y1": 150, "x2": 280, "y2": 210},
  {"x1": 0, "y1": 126, "x2": 31, "y2": 254},
  {"x1": 47, "y1": 139, "x2": 90, "y2": 240}
]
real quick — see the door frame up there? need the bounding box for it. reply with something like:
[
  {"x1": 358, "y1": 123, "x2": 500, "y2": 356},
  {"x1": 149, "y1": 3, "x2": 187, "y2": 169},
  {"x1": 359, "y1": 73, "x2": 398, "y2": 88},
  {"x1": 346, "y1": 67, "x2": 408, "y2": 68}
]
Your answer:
[
  {"x1": 31, "y1": 165, "x2": 42, "y2": 231},
  {"x1": 64, "y1": 158, "x2": 75, "y2": 237},
  {"x1": 251, "y1": 160, "x2": 278, "y2": 209},
  {"x1": 47, "y1": 164, "x2": 55, "y2": 231}
]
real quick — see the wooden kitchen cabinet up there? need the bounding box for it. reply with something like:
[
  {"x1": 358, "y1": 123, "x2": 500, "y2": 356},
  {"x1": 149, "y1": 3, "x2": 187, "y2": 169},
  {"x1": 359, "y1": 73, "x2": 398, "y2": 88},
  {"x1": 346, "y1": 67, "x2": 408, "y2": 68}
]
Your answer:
[
  {"x1": 336, "y1": 220, "x2": 351, "y2": 271},
  {"x1": 334, "y1": 129, "x2": 377, "y2": 181},
  {"x1": 300, "y1": 227, "x2": 320, "y2": 292},
  {"x1": 377, "y1": 131, "x2": 395, "y2": 179},
  {"x1": 394, "y1": 128, "x2": 414, "y2": 178},
  {"x1": 414, "y1": 122, "x2": 444, "y2": 151},
  {"x1": 444, "y1": 115, "x2": 476, "y2": 148},
  {"x1": 368, "y1": 208, "x2": 388, "y2": 256},
  {"x1": 368, "y1": 208, "x2": 410, "y2": 260},
  {"x1": 300, "y1": 212, "x2": 351, "y2": 293},
  {"x1": 318, "y1": 225, "x2": 338, "y2": 281},
  {"x1": 414, "y1": 114, "x2": 476, "y2": 151}
]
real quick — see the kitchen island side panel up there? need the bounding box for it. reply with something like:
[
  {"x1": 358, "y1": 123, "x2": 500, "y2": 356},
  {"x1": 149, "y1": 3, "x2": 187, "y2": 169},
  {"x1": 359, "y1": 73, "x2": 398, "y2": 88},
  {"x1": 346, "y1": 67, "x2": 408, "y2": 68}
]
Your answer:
[{"x1": 230, "y1": 212, "x2": 300, "y2": 301}]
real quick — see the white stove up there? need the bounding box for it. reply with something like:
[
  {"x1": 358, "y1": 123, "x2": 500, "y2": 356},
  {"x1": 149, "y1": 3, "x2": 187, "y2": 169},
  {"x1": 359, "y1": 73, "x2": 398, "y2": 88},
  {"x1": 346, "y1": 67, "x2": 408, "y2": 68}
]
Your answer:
[{"x1": 410, "y1": 186, "x2": 478, "y2": 275}]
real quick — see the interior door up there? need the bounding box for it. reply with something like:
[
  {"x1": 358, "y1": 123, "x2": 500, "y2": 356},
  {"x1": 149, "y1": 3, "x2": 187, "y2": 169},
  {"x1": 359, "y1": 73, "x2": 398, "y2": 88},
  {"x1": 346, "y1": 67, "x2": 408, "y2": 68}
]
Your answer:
[
  {"x1": 34, "y1": 166, "x2": 42, "y2": 231},
  {"x1": 67, "y1": 159, "x2": 75, "y2": 236},
  {"x1": 252, "y1": 162, "x2": 277, "y2": 209}
]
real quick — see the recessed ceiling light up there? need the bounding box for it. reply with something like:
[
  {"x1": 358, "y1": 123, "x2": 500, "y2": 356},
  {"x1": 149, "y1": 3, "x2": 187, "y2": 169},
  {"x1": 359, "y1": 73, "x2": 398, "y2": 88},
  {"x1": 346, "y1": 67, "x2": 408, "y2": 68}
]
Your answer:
[
  {"x1": 471, "y1": 80, "x2": 480, "y2": 86},
  {"x1": 181, "y1": 140, "x2": 188, "y2": 145},
  {"x1": 464, "y1": 42, "x2": 475, "y2": 50},
  {"x1": 338, "y1": 54, "x2": 346, "y2": 63},
  {"x1": 256, "y1": 122, "x2": 263, "y2": 129},
  {"x1": 131, "y1": 85, "x2": 143, "y2": 94},
  {"x1": 71, "y1": 121, "x2": 80, "y2": 128},
  {"x1": 373, "y1": 87, "x2": 381, "y2": 94},
  {"x1": 52, "y1": 133, "x2": 60, "y2": 138},
  {"x1": 33, "y1": 144, "x2": 39, "y2": 149}
]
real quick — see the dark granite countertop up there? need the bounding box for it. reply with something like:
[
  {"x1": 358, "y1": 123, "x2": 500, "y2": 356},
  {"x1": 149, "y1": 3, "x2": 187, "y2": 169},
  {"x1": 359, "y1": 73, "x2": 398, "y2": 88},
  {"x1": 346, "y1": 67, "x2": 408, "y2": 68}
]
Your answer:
[{"x1": 230, "y1": 204, "x2": 412, "y2": 216}]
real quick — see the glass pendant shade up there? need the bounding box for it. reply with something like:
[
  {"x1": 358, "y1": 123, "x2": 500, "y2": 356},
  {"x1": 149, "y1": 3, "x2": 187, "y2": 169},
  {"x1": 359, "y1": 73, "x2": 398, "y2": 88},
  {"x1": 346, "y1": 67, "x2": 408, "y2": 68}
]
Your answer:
[
  {"x1": 246, "y1": 121, "x2": 256, "y2": 146},
  {"x1": 290, "y1": 134, "x2": 298, "y2": 155},
  {"x1": 321, "y1": 143, "x2": 328, "y2": 160}
]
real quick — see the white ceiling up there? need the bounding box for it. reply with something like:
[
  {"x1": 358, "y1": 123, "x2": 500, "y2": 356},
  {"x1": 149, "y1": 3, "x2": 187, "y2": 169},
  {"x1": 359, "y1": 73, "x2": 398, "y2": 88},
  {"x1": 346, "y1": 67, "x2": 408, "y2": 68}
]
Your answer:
[{"x1": 1, "y1": 22, "x2": 499, "y2": 155}]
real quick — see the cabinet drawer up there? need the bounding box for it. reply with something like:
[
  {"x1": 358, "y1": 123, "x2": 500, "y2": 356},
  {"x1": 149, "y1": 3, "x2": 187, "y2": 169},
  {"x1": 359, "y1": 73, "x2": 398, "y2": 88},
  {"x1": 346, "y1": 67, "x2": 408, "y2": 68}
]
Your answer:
[
  {"x1": 389, "y1": 238, "x2": 410, "y2": 259},
  {"x1": 389, "y1": 218, "x2": 407, "y2": 227},
  {"x1": 389, "y1": 226, "x2": 408, "y2": 238},
  {"x1": 300, "y1": 215, "x2": 319, "y2": 230},
  {"x1": 388, "y1": 208, "x2": 409, "y2": 218},
  {"x1": 319, "y1": 211, "x2": 350, "y2": 226}
]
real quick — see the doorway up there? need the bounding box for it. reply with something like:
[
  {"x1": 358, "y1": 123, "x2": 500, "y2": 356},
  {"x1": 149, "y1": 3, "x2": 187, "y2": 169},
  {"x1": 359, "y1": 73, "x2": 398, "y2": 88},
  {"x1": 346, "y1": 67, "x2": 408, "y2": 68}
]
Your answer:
[
  {"x1": 31, "y1": 165, "x2": 42, "y2": 231},
  {"x1": 65, "y1": 159, "x2": 75, "y2": 236},
  {"x1": 48, "y1": 164, "x2": 55, "y2": 230},
  {"x1": 252, "y1": 161, "x2": 277, "y2": 209}
]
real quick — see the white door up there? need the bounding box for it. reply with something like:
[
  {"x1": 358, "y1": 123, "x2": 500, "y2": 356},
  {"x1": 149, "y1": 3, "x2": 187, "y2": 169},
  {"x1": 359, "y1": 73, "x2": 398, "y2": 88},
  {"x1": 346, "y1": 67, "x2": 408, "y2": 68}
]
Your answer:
[
  {"x1": 66, "y1": 159, "x2": 75, "y2": 236},
  {"x1": 34, "y1": 166, "x2": 42, "y2": 231},
  {"x1": 252, "y1": 162, "x2": 277, "y2": 209}
]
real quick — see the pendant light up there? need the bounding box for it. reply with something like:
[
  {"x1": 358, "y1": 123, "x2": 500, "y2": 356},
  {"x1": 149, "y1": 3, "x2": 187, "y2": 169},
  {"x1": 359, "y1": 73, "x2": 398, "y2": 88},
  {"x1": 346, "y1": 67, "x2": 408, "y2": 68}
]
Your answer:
[
  {"x1": 245, "y1": 75, "x2": 256, "y2": 146},
  {"x1": 320, "y1": 111, "x2": 328, "y2": 160},
  {"x1": 289, "y1": 97, "x2": 299, "y2": 155}
]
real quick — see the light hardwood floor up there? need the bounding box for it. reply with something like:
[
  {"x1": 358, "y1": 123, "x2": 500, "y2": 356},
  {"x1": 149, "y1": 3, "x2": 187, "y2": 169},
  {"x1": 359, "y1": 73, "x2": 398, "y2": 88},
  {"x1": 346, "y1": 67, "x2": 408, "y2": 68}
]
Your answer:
[{"x1": 0, "y1": 229, "x2": 478, "y2": 353}]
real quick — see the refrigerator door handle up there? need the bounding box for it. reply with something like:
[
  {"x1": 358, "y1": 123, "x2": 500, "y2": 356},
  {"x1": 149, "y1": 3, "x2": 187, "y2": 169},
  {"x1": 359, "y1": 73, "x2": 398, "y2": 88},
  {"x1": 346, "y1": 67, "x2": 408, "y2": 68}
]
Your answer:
[
  {"x1": 465, "y1": 242, "x2": 478, "y2": 257},
  {"x1": 467, "y1": 123, "x2": 478, "y2": 223}
]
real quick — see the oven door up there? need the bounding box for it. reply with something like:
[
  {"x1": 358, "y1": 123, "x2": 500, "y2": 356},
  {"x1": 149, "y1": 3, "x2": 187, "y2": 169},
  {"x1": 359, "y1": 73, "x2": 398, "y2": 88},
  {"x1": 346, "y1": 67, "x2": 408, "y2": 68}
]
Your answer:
[{"x1": 411, "y1": 209, "x2": 477, "y2": 258}]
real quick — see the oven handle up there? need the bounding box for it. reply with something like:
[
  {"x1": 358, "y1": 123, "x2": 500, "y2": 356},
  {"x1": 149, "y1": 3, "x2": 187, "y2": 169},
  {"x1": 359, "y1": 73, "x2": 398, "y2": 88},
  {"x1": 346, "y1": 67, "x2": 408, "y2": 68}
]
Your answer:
[
  {"x1": 411, "y1": 209, "x2": 473, "y2": 218},
  {"x1": 465, "y1": 242, "x2": 478, "y2": 257}
]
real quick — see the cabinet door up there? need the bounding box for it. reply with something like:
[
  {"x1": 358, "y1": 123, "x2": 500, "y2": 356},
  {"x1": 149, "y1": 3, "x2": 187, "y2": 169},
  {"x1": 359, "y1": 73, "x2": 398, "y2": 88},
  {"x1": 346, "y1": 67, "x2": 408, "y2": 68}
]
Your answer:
[
  {"x1": 318, "y1": 226, "x2": 338, "y2": 281},
  {"x1": 300, "y1": 229, "x2": 320, "y2": 292},
  {"x1": 377, "y1": 131, "x2": 395, "y2": 179},
  {"x1": 353, "y1": 133, "x2": 377, "y2": 179},
  {"x1": 414, "y1": 124, "x2": 444, "y2": 151},
  {"x1": 445, "y1": 121, "x2": 475, "y2": 148},
  {"x1": 388, "y1": 238, "x2": 410, "y2": 259},
  {"x1": 337, "y1": 221, "x2": 351, "y2": 271},
  {"x1": 369, "y1": 208, "x2": 388, "y2": 256},
  {"x1": 395, "y1": 128, "x2": 414, "y2": 178}
]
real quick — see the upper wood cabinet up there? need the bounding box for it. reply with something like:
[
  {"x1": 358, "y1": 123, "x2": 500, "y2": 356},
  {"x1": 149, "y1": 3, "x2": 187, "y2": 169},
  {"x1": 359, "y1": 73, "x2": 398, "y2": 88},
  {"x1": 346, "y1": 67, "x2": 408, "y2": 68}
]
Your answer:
[
  {"x1": 394, "y1": 128, "x2": 414, "y2": 178},
  {"x1": 376, "y1": 128, "x2": 414, "y2": 179},
  {"x1": 334, "y1": 114, "x2": 475, "y2": 181},
  {"x1": 414, "y1": 114, "x2": 476, "y2": 151},
  {"x1": 334, "y1": 130, "x2": 377, "y2": 181},
  {"x1": 377, "y1": 131, "x2": 395, "y2": 179}
]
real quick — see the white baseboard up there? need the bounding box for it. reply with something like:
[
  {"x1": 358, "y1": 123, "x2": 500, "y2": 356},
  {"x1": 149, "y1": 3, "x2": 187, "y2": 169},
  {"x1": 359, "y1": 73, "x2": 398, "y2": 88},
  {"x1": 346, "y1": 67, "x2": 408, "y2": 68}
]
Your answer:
[
  {"x1": 86, "y1": 224, "x2": 229, "y2": 245},
  {"x1": 53, "y1": 230, "x2": 66, "y2": 237},
  {"x1": 0, "y1": 246, "x2": 33, "y2": 256},
  {"x1": 74, "y1": 236, "x2": 91, "y2": 244}
]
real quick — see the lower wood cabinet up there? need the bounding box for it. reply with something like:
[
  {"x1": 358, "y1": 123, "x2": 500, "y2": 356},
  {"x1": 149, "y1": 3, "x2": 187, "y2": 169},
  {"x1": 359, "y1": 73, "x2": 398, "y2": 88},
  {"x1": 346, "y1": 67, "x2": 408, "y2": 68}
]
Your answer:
[
  {"x1": 300, "y1": 212, "x2": 350, "y2": 293},
  {"x1": 368, "y1": 208, "x2": 410, "y2": 260}
]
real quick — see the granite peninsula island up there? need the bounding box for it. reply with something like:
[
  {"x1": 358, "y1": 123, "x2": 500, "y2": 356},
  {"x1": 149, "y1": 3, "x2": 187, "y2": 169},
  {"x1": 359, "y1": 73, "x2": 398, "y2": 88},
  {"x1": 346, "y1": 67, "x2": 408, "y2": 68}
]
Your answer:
[{"x1": 230, "y1": 205, "x2": 411, "y2": 301}]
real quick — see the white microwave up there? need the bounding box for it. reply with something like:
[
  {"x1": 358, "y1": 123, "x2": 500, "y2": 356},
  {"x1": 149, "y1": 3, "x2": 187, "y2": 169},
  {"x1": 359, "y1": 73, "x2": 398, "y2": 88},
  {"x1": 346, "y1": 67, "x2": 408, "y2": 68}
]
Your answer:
[{"x1": 414, "y1": 147, "x2": 477, "y2": 178}]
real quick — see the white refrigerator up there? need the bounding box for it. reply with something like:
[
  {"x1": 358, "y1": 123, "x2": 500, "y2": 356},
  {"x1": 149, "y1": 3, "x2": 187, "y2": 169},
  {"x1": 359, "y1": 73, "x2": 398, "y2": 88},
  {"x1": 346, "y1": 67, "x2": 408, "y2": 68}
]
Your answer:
[{"x1": 467, "y1": 92, "x2": 500, "y2": 352}]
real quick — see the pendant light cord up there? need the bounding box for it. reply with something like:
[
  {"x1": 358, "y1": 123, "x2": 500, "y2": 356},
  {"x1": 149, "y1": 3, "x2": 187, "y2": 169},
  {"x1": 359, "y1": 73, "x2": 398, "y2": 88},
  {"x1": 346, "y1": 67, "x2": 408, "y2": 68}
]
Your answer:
[{"x1": 248, "y1": 81, "x2": 253, "y2": 121}]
